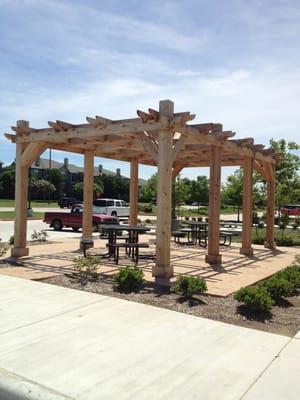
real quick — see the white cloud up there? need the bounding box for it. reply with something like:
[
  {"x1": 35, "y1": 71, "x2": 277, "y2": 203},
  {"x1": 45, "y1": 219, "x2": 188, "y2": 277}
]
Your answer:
[{"x1": 1, "y1": 0, "x2": 300, "y2": 182}]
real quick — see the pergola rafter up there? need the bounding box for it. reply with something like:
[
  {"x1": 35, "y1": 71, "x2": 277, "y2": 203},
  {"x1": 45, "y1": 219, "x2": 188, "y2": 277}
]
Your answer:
[{"x1": 5, "y1": 99, "x2": 277, "y2": 281}]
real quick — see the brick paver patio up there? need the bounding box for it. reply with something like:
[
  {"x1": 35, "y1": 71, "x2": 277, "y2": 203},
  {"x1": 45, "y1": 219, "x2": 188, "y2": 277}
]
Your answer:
[{"x1": 1, "y1": 236, "x2": 299, "y2": 296}]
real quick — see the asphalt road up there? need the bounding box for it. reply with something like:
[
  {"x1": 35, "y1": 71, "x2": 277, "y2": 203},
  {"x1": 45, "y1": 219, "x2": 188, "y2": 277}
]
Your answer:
[
  {"x1": 0, "y1": 207, "x2": 241, "y2": 243},
  {"x1": 0, "y1": 219, "x2": 84, "y2": 243}
]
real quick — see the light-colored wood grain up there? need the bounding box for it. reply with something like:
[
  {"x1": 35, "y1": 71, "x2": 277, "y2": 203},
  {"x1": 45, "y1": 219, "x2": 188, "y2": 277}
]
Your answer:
[
  {"x1": 240, "y1": 157, "x2": 254, "y2": 255},
  {"x1": 265, "y1": 166, "x2": 276, "y2": 249},
  {"x1": 81, "y1": 151, "x2": 94, "y2": 246},
  {"x1": 129, "y1": 159, "x2": 139, "y2": 226},
  {"x1": 11, "y1": 140, "x2": 29, "y2": 257},
  {"x1": 205, "y1": 145, "x2": 222, "y2": 265},
  {"x1": 154, "y1": 100, "x2": 174, "y2": 279}
]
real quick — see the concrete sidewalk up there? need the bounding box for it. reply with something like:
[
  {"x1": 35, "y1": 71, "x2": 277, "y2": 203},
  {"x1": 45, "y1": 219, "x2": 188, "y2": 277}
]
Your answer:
[{"x1": 0, "y1": 275, "x2": 299, "y2": 400}]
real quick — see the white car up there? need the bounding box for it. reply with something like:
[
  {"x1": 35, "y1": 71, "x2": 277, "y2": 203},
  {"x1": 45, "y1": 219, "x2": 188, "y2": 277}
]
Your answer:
[{"x1": 93, "y1": 198, "x2": 129, "y2": 218}]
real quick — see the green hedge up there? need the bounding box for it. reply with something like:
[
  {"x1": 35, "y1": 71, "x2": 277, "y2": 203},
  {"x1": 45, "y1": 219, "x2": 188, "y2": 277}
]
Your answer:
[
  {"x1": 175, "y1": 276, "x2": 207, "y2": 298},
  {"x1": 114, "y1": 266, "x2": 144, "y2": 292},
  {"x1": 234, "y1": 286, "x2": 274, "y2": 312}
]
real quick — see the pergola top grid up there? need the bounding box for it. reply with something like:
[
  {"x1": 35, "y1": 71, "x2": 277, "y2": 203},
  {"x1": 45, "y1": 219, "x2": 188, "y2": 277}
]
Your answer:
[{"x1": 4, "y1": 100, "x2": 277, "y2": 180}]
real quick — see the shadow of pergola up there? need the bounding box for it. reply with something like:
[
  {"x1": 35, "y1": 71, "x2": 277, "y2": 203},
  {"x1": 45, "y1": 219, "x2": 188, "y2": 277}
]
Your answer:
[{"x1": 3, "y1": 242, "x2": 288, "y2": 291}]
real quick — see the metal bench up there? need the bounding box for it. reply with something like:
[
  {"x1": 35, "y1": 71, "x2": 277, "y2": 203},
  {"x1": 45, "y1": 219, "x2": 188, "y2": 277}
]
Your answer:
[
  {"x1": 219, "y1": 231, "x2": 240, "y2": 246},
  {"x1": 110, "y1": 242, "x2": 150, "y2": 264},
  {"x1": 172, "y1": 230, "x2": 186, "y2": 244}
]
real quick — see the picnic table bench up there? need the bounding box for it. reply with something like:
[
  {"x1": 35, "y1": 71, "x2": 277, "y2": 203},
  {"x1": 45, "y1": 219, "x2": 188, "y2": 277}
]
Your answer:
[{"x1": 109, "y1": 242, "x2": 150, "y2": 264}]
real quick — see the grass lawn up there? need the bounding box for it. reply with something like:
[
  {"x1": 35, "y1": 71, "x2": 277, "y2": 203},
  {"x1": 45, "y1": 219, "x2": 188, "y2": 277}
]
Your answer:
[
  {"x1": 138, "y1": 203, "x2": 243, "y2": 217},
  {"x1": 0, "y1": 211, "x2": 44, "y2": 219},
  {"x1": 232, "y1": 227, "x2": 300, "y2": 246},
  {"x1": 0, "y1": 199, "x2": 58, "y2": 208}
]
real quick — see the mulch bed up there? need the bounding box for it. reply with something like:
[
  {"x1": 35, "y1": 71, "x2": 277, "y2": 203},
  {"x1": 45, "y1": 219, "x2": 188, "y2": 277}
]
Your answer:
[{"x1": 42, "y1": 274, "x2": 300, "y2": 337}]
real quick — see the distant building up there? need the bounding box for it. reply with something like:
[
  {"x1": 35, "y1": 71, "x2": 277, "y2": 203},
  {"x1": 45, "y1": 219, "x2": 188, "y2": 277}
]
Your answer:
[{"x1": 31, "y1": 157, "x2": 146, "y2": 194}]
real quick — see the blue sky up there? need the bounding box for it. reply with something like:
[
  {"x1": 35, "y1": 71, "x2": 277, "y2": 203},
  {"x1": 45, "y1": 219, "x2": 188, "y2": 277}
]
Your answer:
[{"x1": 0, "y1": 0, "x2": 299, "y2": 181}]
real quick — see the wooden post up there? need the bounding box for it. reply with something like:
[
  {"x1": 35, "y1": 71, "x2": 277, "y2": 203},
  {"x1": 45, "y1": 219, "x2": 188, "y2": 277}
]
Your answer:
[
  {"x1": 265, "y1": 166, "x2": 276, "y2": 249},
  {"x1": 240, "y1": 157, "x2": 254, "y2": 255},
  {"x1": 81, "y1": 151, "x2": 94, "y2": 248},
  {"x1": 153, "y1": 100, "x2": 174, "y2": 280},
  {"x1": 129, "y1": 159, "x2": 138, "y2": 226},
  {"x1": 205, "y1": 145, "x2": 222, "y2": 265},
  {"x1": 11, "y1": 140, "x2": 29, "y2": 257}
]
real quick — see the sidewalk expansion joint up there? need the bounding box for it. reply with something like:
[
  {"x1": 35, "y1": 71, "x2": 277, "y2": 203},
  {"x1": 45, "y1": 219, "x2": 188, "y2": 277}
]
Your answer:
[
  {"x1": 0, "y1": 367, "x2": 76, "y2": 400},
  {"x1": 238, "y1": 335, "x2": 293, "y2": 400}
]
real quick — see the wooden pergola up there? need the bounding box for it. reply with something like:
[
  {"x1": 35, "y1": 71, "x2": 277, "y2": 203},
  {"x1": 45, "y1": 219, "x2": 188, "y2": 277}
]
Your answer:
[{"x1": 5, "y1": 99, "x2": 277, "y2": 281}]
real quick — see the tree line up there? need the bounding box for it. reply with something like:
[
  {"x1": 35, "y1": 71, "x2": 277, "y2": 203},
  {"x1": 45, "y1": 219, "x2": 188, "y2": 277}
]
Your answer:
[{"x1": 0, "y1": 139, "x2": 299, "y2": 207}]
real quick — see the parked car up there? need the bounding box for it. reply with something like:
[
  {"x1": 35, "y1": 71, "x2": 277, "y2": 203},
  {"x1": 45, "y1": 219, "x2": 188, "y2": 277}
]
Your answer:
[
  {"x1": 58, "y1": 196, "x2": 79, "y2": 209},
  {"x1": 280, "y1": 204, "x2": 300, "y2": 216},
  {"x1": 44, "y1": 204, "x2": 117, "y2": 231},
  {"x1": 93, "y1": 198, "x2": 129, "y2": 218}
]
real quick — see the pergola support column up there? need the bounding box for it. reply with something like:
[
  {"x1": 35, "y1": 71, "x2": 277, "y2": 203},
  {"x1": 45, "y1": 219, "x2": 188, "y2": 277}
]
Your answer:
[
  {"x1": 153, "y1": 100, "x2": 174, "y2": 280},
  {"x1": 265, "y1": 166, "x2": 276, "y2": 249},
  {"x1": 11, "y1": 140, "x2": 29, "y2": 257},
  {"x1": 80, "y1": 151, "x2": 94, "y2": 249},
  {"x1": 240, "y1": 157, "x2": 254, "y2": 255},
  {"x1": 205, "y1": 145, "x2": 222, "y2": 265},
  {"x1": 129, "y1": 159, "x2": 139, "y2": 226}
]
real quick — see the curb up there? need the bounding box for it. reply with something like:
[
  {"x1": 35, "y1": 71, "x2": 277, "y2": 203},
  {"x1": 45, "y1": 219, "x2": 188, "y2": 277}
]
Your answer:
[{"x1": 0, "y1": 368, "x2": 75, "y2": 400}]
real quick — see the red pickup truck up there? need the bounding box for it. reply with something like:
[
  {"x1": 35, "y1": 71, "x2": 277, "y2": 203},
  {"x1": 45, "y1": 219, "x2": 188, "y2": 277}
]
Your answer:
[{"x1": 43, "y1": 204, "x2": 117, "y2": 231}]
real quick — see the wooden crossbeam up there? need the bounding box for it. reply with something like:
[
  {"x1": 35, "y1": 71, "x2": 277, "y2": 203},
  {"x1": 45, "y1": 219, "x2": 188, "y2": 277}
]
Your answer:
[
  {"x1": 262, "y1": 161, "x2": 275, "y2": 181},
  {"x1": 172, "y1": 134, "x2": 185, "y2": 162},
  {"x1": 11, "y1": 120, "x2": 36, "y2": 136},
  {"x1": 229, "y1": 138, "x2": 254, "y2": 146},
  {"x1": 172, "y1": 163, "x2": 185, "y2": 178},
  {"x1": 48, "y1": 120, "x2": 75, "y2": 132},
  {"x1": 190, "y1": 123, "x2": 223, "y2": 133},
  {"x1": 253, "y1": 160, "x2": 267, "y2": 179},
  {"x1": 148, "y1": 108, "x2": 159, "y2": 121},
  {"x1": 86, "y1": 116, "x2": 112, "y2": 127},
  {"x1": 138, "y1": 132, "x2": 158, "y2": 162},
  {"x1": 5, "y1": 101, "x2": 277, "y2": 168},
  {"x1": 252, "y1": 144, "x2": 265, "y2": 150},
  {"x1": 21, "y1": 141, "x2": 47, "y2": 167},
  {"x1": 4, "y1": 133, "x2": 16, "y2": 142},
  {"x1": 220, "y1": 131, "x2": 236, "y2": 140},
  {"x1": 137, "y1": 110, "x2": 153, "y2": 122},
  {"x1": 17, "y1": 120, "x2": 162, "y2": 143}
]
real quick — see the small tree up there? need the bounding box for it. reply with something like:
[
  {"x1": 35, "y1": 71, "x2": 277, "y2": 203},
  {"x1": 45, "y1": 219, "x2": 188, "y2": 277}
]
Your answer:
[
  {"x1": 32, "y1": 179, "x2": 56, "y2": 200},
  {"x1": 222, "y1": 169, "x2": 243, "y2": 221},
  {"x1": 279, "y1": 214, "x2": 290, "y2": 240},
  {"x1": 190, "y1": 176, "x2": 208, "y2": 212},
  {"x1": 73, "y1": 181, "x2": 103, "y2": 200}
]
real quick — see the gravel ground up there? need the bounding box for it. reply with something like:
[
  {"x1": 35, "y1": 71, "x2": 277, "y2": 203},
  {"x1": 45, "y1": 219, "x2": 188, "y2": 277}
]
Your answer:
[{"x1": 43, "y1": 274, "x2": 300, "y2": 337}]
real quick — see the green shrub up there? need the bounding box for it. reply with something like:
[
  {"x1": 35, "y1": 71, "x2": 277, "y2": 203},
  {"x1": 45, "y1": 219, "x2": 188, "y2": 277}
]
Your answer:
[
  {"x1": 259, "y1": 277, "x2": 294, "y2": 301},
  {"x1": 275, "y1": 237, "x2": 294, "y2": 246},
  {"x1": 114, "y1": 266, "x2": 144, "y2": 292},
  {"x1": 175, "y1": 275, "x2": 207, "y2": 298},
  {"x1": 234, "y1": 286, "x2": 274, "y2": 312},
  {"x1": 9, "y1": 235, "x2": 14, "y2": 245},
  {"x1": 275, "y1": 266, "x2": 300, "y2": 289},
  {"x1": 73, "y1": 256, "x2": 100, "y2": 282},
  {"x1": 253, "y1": 236, "x2": 265, "y2": 245},
  {"x1": 138, "y1": 205, "x2": 153, "y2": 213}
]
